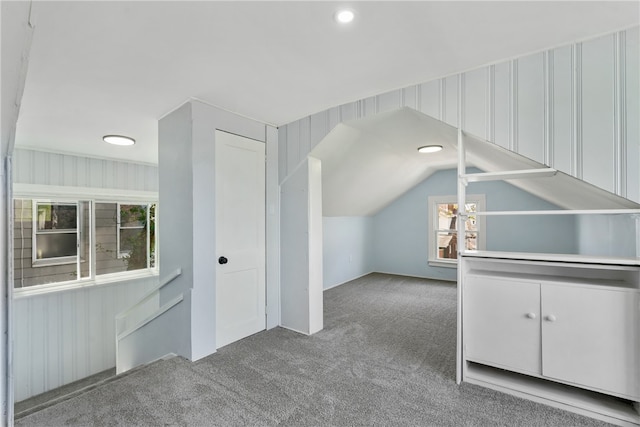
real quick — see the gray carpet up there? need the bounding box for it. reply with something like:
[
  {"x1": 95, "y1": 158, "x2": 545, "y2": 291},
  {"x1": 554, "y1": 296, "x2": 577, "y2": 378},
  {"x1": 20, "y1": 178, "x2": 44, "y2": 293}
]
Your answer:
[{"x1": 17, "y1": 273, "x2": 611, "y2": 426}]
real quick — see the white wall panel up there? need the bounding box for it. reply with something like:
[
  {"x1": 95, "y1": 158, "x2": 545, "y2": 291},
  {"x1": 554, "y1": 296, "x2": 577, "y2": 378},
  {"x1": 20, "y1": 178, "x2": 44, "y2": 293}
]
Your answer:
[
  {"x1": 362, "y1": 96, "x2": 376, "y2": 117},
  {"x1": 493, "y1": 62, "x2": 511, "y2": 149},
  {"x1": 328, "y1": 106, "x2": 341, "y2": 133},
  {"x1": 377, "y1": 90, "x2": 402, "y2": 114},
  {"x1": 13, "y1": 149, "x2": 158, "y2": 192},
  {"x1": 266, "y1": 126, "x2": 280, "y2": 329},
  {"x1": 13, "y1": 277, "x2": 157, "y2": 401},
  {"x1": 418, "y1": 80, "x2": 440, "y2": 119},
  {"x1": 278, "y1": 125, "x2": 288, "y2": 183},
  {"x1": 339, "y1": 101, "x2": 359, "y2": 123},
  {"x1": 280, "y1": 161, "x2": 310, "y2": 333},
  {"x1": 625, "y1": 27, "x2": 640, "y2": 203},
  {"x1": 402, "y1": 85, "x2": 418, "y2": 110},
  {"x1": 310, "y1": 110, "x2": 329, "y2": 151},
  {"x1": 286, "y1": 120, "x2": 300, "y2": 176},
  {"x1": 443, "y1": 75, "x2": 459, "y2": 127},
  {"x1": 298, "y1": 116, "x2": 311, "y2": 158},
  {"x1": 516, "y1": 53, "x2": 545, "y2": 164},
  {"x1": 463, "y1": 68, "x2": 488, "y2": 140},
  {"x1": 551, "y1": 45, "x2": 573, "y2": 175},
  {"x1": 581, "y1": 34, "x2": 616, "y2": 193}
]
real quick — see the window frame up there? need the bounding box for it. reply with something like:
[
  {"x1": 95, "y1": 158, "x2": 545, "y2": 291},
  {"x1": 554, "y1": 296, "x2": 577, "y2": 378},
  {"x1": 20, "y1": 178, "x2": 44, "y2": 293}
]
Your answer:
[
  {"x1": 13, "y1": 184, "x2": 159, "y2": 297},
  {"x1": 428, "y1": 194, "x2": 486, "y2": 268}
]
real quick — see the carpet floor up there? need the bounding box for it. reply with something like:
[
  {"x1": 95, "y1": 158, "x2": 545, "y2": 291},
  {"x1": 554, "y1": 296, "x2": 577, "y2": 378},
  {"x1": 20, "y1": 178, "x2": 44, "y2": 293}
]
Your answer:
[{"x1": 17, "y1": 273, "x2": 610, "y2": 426}]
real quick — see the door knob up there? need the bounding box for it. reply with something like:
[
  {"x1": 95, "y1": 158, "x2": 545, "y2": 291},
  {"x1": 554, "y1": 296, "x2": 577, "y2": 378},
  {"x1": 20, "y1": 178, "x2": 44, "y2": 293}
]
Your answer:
[
  {"x1": 218, "y1": 256, "x2": 228, "y2": 265},
  {"x1": 525, "y1": 312, "x2": 536, "y2": 319},
  {"x1": 545, "y1": 314, "x2": 557, "y2": 322}
]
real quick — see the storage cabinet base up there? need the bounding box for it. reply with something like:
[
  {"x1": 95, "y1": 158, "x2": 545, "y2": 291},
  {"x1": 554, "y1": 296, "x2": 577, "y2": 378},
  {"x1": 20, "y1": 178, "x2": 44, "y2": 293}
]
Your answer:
[{"x1": 464, "y1": 362, "x2": 640, "y2": 426}]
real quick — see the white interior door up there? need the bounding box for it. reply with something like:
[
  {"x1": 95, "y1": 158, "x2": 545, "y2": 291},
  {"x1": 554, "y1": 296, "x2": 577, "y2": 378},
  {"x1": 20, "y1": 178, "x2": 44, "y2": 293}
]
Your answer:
[{"x1": 215, "y1": 130, "x2": 266, "y2": 349}]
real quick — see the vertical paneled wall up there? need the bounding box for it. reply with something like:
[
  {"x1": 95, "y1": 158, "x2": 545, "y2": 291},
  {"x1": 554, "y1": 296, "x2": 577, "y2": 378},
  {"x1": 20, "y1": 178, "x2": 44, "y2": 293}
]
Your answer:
[
  {"x1": 13, "y1": 277, "x2": 158, "y2": 402},
  {"x1": 278, "y1": 27, "x2": 640, "y2": 204},
  {"x1": 11, "y1": 148, "x2": 160, "y2": 401},
  {"x1": 13, "y1": 149, "x2": 158, "y2": 192}
]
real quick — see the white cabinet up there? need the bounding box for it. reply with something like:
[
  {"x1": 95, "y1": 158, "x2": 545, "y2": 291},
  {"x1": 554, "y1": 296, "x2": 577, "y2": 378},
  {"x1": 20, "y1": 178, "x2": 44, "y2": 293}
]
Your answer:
[
  {"x1": 460, "y1": 254, "x2": 640, "y2": 426},
  {"x1": 464, "y1": 275, "x2": 640, "y2": 400},
  {"x1": 541, "y1": 285, "x2": 640, "y2": 399},
  {"x1": 464, "y1": 276, "x2": 540, "y2": 375}
]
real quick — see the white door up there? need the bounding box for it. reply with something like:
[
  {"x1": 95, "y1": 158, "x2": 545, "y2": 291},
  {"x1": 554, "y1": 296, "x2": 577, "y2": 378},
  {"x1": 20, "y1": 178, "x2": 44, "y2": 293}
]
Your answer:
[{"x1": 215, "y1": 130, "x2": 266, "y2": 349}]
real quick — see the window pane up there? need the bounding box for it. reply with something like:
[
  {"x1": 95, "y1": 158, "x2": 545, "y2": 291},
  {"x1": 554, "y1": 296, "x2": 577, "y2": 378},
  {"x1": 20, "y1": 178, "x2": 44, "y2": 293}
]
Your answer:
[
  {"x1": 437, "y1": 203, "x2": 457, "y2": 230},
  {"x1": 95, "y1": 203, "x2": 128, "y2": 275},
  {"x1": 149, "y1": 203, "x2": 156, "y2": 268},
  {"x1": 465, "y1": 232, "x2": 478, "y2": 251},
  {"x1": 120, "y1": 228, "x2": 148, "y2": 271},
  {"x1": 80, "y1": 201, "x2": 91, "y2": 279},
  {"x1": 436, "y1": 231, "x2": 458, "y2": 260},
  {"x1": 120, "y1": 205, "x2": 146, "y2": 228},
  {"x1": 37, "y1": 203, "x2": 77, "y2": 230},
  {"x1": 35, "y1": 233, "x2": 76, "y2": 259}
]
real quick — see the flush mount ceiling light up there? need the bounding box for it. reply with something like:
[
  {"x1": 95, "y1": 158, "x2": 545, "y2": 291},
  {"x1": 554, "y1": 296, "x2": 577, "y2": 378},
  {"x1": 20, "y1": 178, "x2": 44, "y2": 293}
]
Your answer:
[
  {"x1": 418, "y1": 145, "x2": 443, "y2": 154},
  {"x1": 335, "y1": 9, "x2": 355, "y2": 24},
  {"x1": 103, "y1": 135, "x2": 135, "y2": 146}
]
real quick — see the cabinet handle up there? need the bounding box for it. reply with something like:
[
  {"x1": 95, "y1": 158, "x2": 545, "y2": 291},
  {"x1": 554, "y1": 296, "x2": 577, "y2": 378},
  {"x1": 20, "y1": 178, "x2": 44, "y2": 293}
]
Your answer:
[
  {"x1": 525, "y1": 312, "x2": 536, "y2": 319},
  {"x1": 545, "y1": 315, "x2": 557, "y2": 322}
]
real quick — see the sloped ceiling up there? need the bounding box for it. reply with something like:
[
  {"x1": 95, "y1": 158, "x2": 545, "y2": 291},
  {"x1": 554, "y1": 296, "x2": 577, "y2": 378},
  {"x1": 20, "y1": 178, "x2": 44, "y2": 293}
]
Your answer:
[
  {"x1": 10, "y1": 1, "x2": 640, "y2": 164},
  {"x1": 311, "y1": 108, "x2": 640, "y2": 216}
]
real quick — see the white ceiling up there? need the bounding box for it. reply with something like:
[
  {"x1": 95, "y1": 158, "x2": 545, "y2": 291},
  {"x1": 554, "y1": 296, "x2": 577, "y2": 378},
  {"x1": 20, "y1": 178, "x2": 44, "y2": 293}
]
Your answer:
[
  {"x1": 312, "y1": 108, "x2": 640, "y2": 216},
  {"x1": 12, "y1": 1, "x2": 640, "y2": 164}
]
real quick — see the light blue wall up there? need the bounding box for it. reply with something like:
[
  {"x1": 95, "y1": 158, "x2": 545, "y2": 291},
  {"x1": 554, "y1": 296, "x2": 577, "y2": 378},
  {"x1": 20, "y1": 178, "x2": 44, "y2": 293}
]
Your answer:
[
  {"x1": 577, "y1": 215, "x2": 638, "y2": 258},
  {"x1": 371, "y1": 168, "x2": 579, "y2": 281},
  {"x1": 323, "y1": 216, "x2": 374, "y2": 289}
]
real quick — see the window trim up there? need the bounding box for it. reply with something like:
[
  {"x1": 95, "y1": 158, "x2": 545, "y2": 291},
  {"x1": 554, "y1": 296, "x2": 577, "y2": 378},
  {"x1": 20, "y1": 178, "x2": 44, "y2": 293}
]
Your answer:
[{"x1": 428, "y1": 194, "x2": 486, "y2": 268}]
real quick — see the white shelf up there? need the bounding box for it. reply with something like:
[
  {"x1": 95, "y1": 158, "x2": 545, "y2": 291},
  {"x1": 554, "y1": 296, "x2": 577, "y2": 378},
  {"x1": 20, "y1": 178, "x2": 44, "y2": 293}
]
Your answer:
[
  {"x1": 460, "y1": 168, "x2": 557, "y2": 183},
  {"x1": 465, "y1": 363, "x2": 640, "y2": 426},
  {"x1": 471, "y1": 209, "x2": 640, "y2": 216},
  {"x1": 461, "y1": 250, "x2": 640, "y2": 266}
]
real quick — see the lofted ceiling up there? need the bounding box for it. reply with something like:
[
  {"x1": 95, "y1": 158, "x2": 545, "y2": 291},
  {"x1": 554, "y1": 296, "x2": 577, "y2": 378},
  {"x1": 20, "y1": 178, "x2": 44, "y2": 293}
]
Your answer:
[
  {"x1": 312, "y1": 108, "x2": 640, "y2": 216},
  {"x1": 9, "y1": 1, "x2": 640, "y2": 164}
]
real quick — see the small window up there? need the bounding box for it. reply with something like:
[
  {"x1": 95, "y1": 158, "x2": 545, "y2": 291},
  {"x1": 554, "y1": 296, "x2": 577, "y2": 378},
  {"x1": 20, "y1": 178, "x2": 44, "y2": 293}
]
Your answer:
[
  {"x1": 33, "y1": 202, "x2": 78, "y2": 264},
  {"x1": 14, "y1": 199, "x2": 90, "y2": 288},
  {"x1": 428, "y1": 195, "x2": 485, "y2": 267}
]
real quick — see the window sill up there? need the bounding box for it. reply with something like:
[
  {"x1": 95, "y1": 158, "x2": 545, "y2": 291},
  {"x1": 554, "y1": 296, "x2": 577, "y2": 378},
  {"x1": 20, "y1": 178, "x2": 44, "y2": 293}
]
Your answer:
[
  {"x1": 428, "y1": 259, "x2": 458, "y2": 268},
  {"x1": 13, "y1": 269, "x2": 159, "y2": 299}
]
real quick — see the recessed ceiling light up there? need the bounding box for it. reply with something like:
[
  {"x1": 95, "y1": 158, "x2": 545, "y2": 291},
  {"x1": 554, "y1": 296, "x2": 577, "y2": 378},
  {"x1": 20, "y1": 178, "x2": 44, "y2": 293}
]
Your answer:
[
  {"x1": 103, "y1": 135, "x2": 135, "y2": 146},
  {"x1": 418, "y1": 145, "x2": 443, "y2": 154},
  {"x1": 335, "y1": 9, "x2": 355, "y2": 24}
]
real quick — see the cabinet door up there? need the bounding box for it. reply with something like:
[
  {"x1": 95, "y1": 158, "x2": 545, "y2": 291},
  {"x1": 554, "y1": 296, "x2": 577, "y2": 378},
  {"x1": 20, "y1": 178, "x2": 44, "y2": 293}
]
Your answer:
[
  {"x1": 464, "y1": 276, "x2": 541, "y2": 375},
  {"x1": 541, "y1": 284, "x2": 640, "y2": 399}
]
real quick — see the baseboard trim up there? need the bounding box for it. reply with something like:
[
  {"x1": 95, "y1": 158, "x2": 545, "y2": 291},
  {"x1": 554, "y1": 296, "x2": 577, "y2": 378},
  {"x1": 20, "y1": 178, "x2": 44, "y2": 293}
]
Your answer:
[
  {"x1": 323, "y1": 271, "x2": 375, "y2": 291},
  {"x1": 372, "y1": 271, "x2": 457, "y2": 284},
  {"x1": 279, "y1": 325, "x2": 311, "y2": 336}
]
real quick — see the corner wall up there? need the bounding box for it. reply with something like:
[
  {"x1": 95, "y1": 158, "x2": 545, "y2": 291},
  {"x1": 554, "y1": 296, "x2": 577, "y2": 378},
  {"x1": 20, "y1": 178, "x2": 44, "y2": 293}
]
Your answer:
[
  {"x1": 322, "y1": 216, "x2": 374, "y2": 289},
  {"x1": 371, "y1": 168, "x2": 578, "y2": 281}
]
